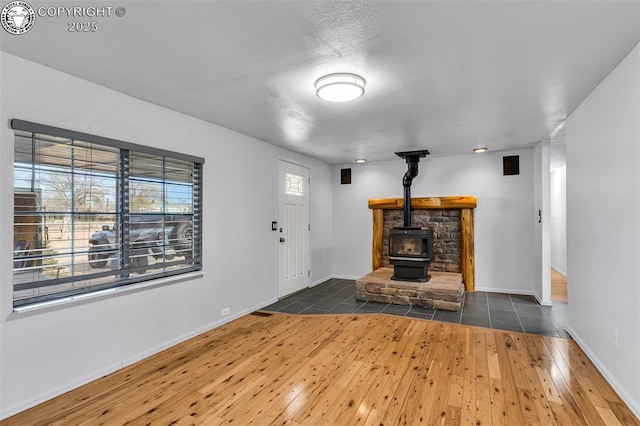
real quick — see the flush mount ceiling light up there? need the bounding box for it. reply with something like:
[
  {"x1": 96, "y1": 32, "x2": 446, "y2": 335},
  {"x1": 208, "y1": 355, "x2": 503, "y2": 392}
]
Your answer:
[
  {"x1": 315, "y1": 73, "x2": 366, "y2": 102},
  {"x1": 355, "y1": 158, "x2": 367, "y2": 163},
  {"x1": 473, "y1": 147, "x2": 488, "y2": 153}
]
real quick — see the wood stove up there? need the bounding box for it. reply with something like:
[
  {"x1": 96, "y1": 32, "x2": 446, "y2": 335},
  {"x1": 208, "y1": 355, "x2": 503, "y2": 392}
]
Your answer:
[
  {"x1": 389, "y1": 149, "x2": 433, "y2": 282},
  {"x1": 389, "y1": 227, "x2": 433, "y2": 282}
]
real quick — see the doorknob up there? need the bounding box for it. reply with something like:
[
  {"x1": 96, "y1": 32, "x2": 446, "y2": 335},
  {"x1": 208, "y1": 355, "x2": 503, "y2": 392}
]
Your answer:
[{"x1": 279, "y1": 237, "x2": 285, "y2": 243}]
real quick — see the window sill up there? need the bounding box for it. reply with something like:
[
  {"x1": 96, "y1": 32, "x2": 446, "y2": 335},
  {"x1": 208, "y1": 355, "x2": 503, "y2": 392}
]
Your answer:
[{"x1": 10, "y1": 270, "x2": 205, "y2": 317}]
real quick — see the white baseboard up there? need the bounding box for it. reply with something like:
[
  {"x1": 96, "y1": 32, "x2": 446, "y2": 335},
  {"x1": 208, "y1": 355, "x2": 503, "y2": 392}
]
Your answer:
[
  {"x1": 475, "y1": 286, "x2": 538, "y2": 297},
  {"x1": 1, "y1": 361, "x2": 123, "y2": 420},
  {"x1": 565, "y1": 325, "x2": 640, "y2": 420},
  {"x1": 310, "y1": 275, "x2": 333, "y2": 287},
  {"x1": 329, "y1": 274, "x2": 361, "y2": 280},
  {"x1": 531, "y1": 292, "x2": 553, "y2": 306},
  {"x1": 537, "y1": 297, "x2": 554, "y2": 307},
  {"x1": 0, "y1": 299, "x2": 272, "y2": 421},
  {"x1": 120, "y1": 299, "x2": 271, "y2": 367},
  {"x1": 310, "y1": 274, "x2": 362, "y2": 287},
  {"x1": 474, "y1": 287, "x2": 552, "y2": 306}
]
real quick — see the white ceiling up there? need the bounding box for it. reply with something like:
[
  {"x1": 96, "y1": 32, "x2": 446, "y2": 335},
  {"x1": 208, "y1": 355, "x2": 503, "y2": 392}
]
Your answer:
[{"x1": 2, "y1": 1, "x2": 639, "y2": 164}]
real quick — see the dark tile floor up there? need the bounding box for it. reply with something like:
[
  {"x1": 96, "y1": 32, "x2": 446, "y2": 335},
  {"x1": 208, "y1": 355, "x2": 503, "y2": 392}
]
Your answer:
[{"x1": 264, "y1": 278, "x2": 571, "y2": 339}]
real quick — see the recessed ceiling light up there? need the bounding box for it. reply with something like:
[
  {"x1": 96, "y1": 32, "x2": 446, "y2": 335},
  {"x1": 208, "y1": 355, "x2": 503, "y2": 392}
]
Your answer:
[
  {"x1": 355, "y1": 158, "x2": 366, "y2": 163},
  {"x1": 473, "y1": 147, "x2": 488, "y2": 153},
  {"x1": 315, "y1": 73, "x2": 366, "y2": 102}
]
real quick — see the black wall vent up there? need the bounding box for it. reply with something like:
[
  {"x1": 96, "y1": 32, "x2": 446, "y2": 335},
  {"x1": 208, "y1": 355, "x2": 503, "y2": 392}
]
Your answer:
[
  {"x1": 341, "y1": 168, "x2": 352, "y2": 184},
  {"x1": 503, "y1": 155, "x2": 520, "y2": 176}
]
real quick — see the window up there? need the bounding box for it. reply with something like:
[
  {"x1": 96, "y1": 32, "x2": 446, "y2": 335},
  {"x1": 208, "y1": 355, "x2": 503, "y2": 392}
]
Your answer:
[
  {"x1": 12, "y1": 120, "x2": 204, "y2": 308},
  {"x1": 284, "y1": 172, "x2": 305, "y2": 197}
]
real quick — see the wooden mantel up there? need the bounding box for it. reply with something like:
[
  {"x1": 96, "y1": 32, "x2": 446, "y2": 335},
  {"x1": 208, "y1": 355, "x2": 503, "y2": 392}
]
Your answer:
[{"x1": 369, "y1": 196, "x2": 477, "y2": 291}]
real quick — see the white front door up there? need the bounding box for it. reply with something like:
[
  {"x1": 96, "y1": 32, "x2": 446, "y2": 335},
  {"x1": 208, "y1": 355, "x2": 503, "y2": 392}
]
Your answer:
[{"x1": 278, "y1": 161, "x2": 310, "y2": 297}]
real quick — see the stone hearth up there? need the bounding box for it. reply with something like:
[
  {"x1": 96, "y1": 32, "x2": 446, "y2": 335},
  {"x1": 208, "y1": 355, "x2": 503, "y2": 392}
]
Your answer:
[{"x1": 356, "y1": 267, "x2": 465, "y2": 311}]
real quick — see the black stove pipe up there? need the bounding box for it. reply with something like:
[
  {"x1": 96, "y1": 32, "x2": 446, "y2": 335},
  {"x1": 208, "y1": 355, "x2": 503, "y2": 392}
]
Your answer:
[
  {"x1": 395, "y1": 150, "x2": 430, "y2": 227},
  {"x1": 402, "y1": 159, "x2": 419, "y2": 226}
]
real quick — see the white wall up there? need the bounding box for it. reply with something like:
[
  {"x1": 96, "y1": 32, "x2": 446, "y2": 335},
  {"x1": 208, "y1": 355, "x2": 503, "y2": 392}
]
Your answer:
[
  {"x1": 532, "y1": 139, "x2": 552, "y2": 304},
  {"x1": 332, "y1": 149, "x2": 537, "y2": 295},
  {"x1": 565, "y1": 42, "x2": 640, "y2": 416},
  {"x1": 550, "y1": 165, "x2": 567, "y2": 275},
  {"x1": 0, "y1": 53, "x2": 333, "y2": 419}
]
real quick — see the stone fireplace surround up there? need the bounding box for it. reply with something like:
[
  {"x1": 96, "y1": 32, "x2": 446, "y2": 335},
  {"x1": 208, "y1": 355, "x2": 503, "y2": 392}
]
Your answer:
[
  {"x1": 384, "y1": 210, "x2": 460, "y2": 273},
  {"x1": 356, "y1": 196, "x2": 477, "y2": 311},
  {"x1": 370, "y1": 196, "x2": 477, "y2": 291}
]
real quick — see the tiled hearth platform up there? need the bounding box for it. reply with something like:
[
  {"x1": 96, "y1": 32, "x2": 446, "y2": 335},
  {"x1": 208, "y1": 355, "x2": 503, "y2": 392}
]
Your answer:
[
  {"x1": 356, "y1": 267, "x2": 464, "y2": 311},
  {"x1": 263, "y1": 278, "x2": 571, "y2": 339}
]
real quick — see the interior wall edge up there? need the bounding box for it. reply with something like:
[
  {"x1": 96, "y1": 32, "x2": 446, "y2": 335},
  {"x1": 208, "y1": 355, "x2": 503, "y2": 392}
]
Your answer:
[{"x1": 565, "y1": 325, "x2": 640, "y2": 420}]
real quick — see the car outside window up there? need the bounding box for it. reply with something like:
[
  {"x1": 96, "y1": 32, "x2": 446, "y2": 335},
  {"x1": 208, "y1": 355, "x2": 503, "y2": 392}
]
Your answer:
[{"x1": 12, "y1": 120, "x2": 204, "y2": 308}]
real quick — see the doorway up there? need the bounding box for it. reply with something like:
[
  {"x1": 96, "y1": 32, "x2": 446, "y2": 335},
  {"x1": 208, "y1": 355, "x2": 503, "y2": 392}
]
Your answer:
[
  {"x1": 550, "y1": 128, "x2": 567, "y2": 303},
  {"x1": 277, "y1": 160, "x2": 310, "y2": 297},
  {"x1": 551, "y1": 269, "x2": 568, "y2": 302}
]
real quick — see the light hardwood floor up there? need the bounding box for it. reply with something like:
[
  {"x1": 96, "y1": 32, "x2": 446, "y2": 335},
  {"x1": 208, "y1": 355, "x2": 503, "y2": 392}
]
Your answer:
[
  {"x1": 2, "y1": 312, "x2": 637, "y2": 425},
  {"x1": 552, "y1": 268, "x2": 568, "y2": 303}
]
